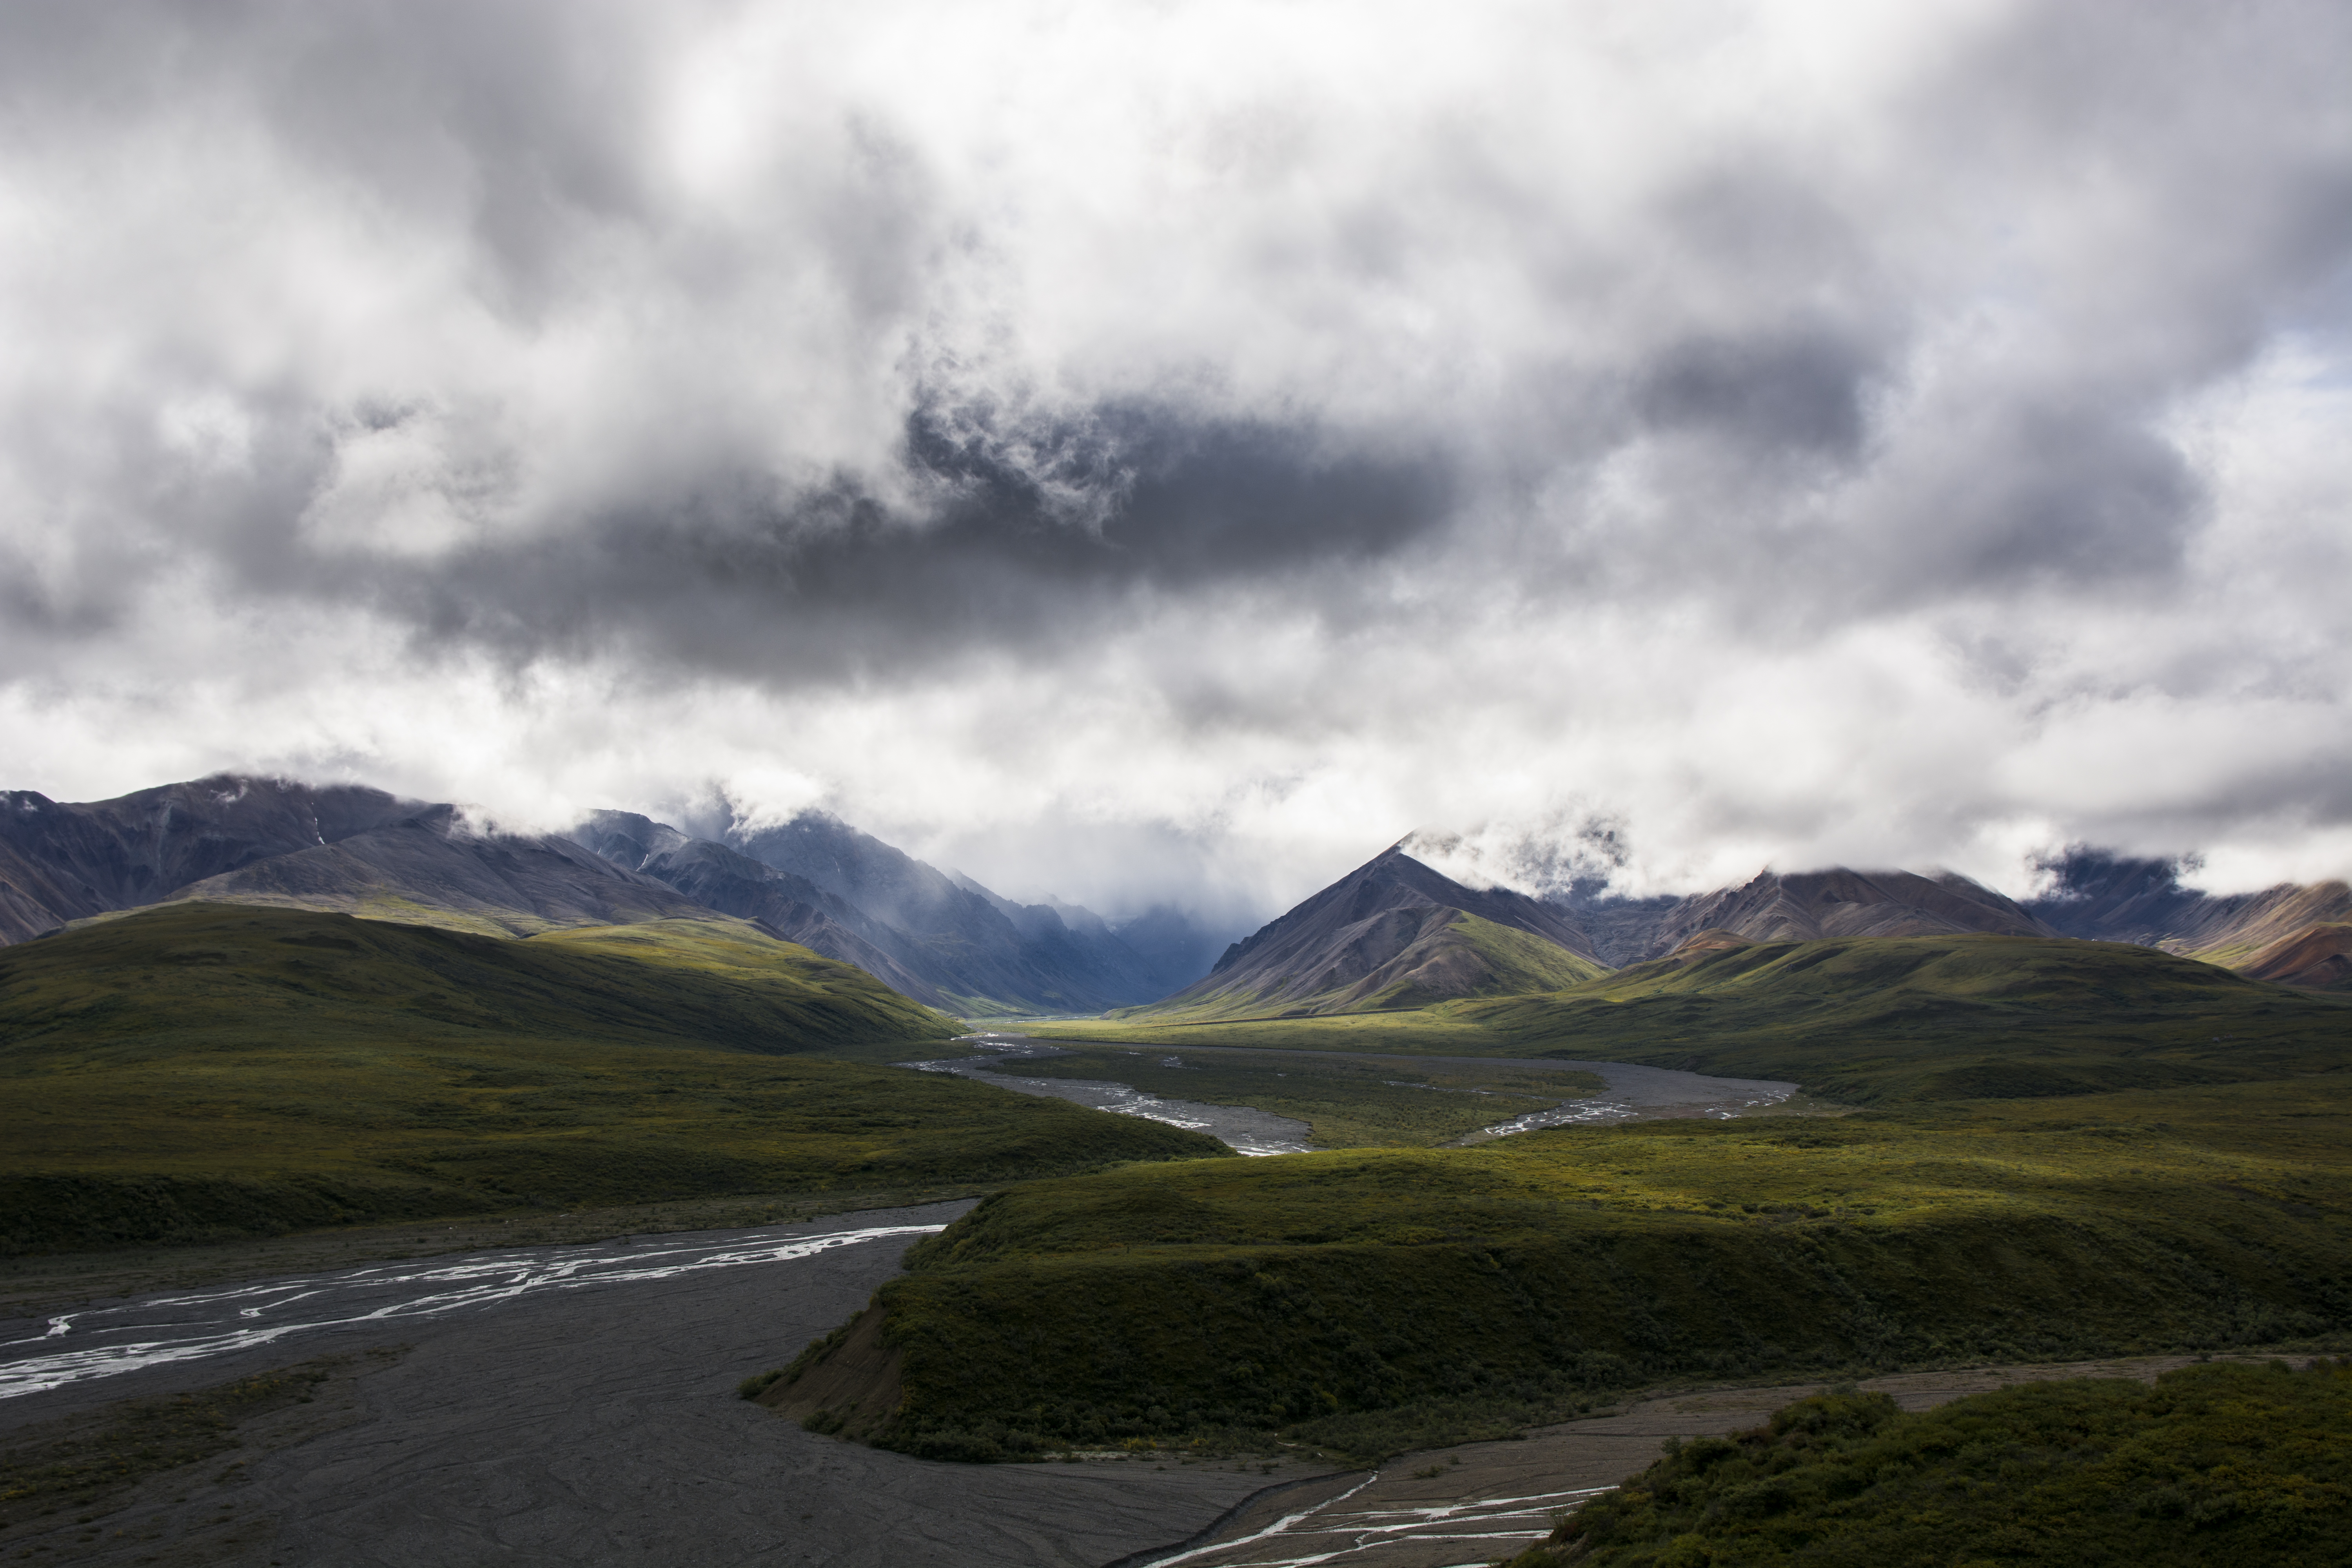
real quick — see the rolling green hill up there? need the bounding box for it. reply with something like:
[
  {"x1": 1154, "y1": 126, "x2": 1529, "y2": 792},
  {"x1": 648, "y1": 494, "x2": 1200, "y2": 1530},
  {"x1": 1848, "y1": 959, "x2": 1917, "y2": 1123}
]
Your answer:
[
  {"x1": 762, "y1": 1079, "x2": 2352, "y2": 1462},
  {"x1": 0, "y1": 904, "x2": 1227, "y2": 1252},
  {"x1": 762, "y1": 933, "x2": 2352, "y2": 1462},
  {"x1": 1511, "y1": 1359, "x2": 2352, "y2": 1566},
  {"x1": 1037, "y1": 933, "x2": 2352, "y2": 1105}
]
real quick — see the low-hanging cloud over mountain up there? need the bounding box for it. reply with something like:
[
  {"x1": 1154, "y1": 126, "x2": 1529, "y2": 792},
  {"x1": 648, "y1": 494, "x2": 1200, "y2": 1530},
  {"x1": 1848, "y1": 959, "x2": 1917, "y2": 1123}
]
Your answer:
[{"x1": 3, "y1": 0, "x2": 2349, "y2": 921}]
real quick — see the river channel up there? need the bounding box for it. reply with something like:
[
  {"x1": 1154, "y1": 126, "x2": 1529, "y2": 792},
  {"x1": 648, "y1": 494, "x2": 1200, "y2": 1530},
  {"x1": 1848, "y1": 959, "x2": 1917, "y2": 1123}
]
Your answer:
[{"x1": 902, "y1": 1034, "x2": 1797, "y2": 1154}]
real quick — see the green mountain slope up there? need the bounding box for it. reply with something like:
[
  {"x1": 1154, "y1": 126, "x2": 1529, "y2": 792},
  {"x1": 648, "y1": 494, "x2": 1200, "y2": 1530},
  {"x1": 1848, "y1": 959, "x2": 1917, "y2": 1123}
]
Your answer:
[
  {"x1": 1457, "y1": 933, "x2": 2352, "y2": 1102},
  {"x1": 1039, "y1": 933, "x2": 2352, "y2": 1105},
  {"x1": 0, "y1": 904, "x2": 1226, "y2": 1252}
]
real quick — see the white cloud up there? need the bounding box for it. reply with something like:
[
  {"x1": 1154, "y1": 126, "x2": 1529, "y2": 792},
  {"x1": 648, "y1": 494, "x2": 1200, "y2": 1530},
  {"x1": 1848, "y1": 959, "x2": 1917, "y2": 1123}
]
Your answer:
[{"x1": 2, "y1": 0, "x2": 2349, "y2": 921}]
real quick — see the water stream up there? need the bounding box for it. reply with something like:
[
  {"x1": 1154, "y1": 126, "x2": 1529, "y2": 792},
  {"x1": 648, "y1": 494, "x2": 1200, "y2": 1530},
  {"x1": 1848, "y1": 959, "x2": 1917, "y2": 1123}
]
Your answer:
[
  {"x1": 899, "y1": 1039, "x2": 1314, "y2": 1155},
  {"x1": 902, "y1": 1035, "x2": 1797, "y2": 1154},
  {"x1": 0, "y1": 1220, "x2": 947, "y2": 1401}
]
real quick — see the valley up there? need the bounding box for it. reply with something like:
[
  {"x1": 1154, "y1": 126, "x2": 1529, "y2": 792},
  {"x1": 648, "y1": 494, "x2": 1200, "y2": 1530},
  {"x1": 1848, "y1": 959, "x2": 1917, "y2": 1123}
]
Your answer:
[{"x1": 4, "y1": 773, "x2": 2351, "y2": 1563}]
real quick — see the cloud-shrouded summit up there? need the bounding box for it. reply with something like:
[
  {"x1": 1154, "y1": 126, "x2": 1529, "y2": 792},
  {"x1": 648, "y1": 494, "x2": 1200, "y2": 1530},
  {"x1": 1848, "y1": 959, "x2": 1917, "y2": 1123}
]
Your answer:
[{"x1": 3, "y1": 0, "x2": 2349, "y2": 922}]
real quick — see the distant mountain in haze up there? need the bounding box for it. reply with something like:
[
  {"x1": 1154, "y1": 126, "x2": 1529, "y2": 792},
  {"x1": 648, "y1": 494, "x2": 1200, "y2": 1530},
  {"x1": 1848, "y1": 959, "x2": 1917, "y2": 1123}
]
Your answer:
[
  {"x1": 1133, "y1": 845, "x2": 1606, "y2": 1021},
  {"x1": 572, "y1": 811, "x2": 955, "y2": 1006},
  {"x1": 1109, "y1": 904, "x2": 1229, "y2": 996},
  {"x1": 1126, "y1": 850, "x2": 2230, "y2": 1026},
  {"x1": 1557, "y1": 867, "x2": 2058, "y2": 966},
  {"x1": 580, "y1": 808, "x2": 1190, "y2": 1016}
]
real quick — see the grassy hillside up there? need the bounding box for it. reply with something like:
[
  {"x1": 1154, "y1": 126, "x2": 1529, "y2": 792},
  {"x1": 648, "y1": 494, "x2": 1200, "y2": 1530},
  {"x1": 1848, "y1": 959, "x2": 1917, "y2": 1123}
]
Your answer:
[
  {"x1": 1511, "y1": 1359, "x2": 2352, "y2": 1566},
  {"x1": 0, "y1": 904, "x2": 1227, "y2": 1252},
  {"x1": 21, "y1": 903, "x2": 961, "y2": 1051},
  {"x1": 1038, "y1": 935, "x2": 2352, "y2": 1105},
  {"x1": 761, "y1": 1076, "x2": 2352, "y2": 1461}
]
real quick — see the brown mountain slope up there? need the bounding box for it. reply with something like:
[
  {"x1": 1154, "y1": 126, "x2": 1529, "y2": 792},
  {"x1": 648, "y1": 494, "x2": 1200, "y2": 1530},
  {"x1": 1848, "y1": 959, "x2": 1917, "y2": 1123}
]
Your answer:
[
  {"x1": 162, "y1": 807, "x2": 712, "y2": 937},
  {"x1": 2239, "y1": 922, "x2": 2352, "y2": 991},
  {"x1": 1572, "y1": 868, "x2": 2057, "y2": 966},
  {"x1": 2167, "y1": 884, "x2": 2352, "y2": 967}
]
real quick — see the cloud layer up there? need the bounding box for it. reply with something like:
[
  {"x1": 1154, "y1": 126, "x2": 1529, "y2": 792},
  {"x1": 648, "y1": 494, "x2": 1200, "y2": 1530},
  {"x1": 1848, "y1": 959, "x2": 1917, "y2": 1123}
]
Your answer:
[{"x1": 4, "y1": 0, "x2": 2350, "y2": 918}]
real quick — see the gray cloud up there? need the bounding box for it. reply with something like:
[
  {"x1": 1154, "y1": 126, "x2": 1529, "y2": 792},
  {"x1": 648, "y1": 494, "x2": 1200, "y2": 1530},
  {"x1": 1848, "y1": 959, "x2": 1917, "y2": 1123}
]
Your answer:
[{"x1": 3, "y1": 0, "x2": 2350, "y2": 919}]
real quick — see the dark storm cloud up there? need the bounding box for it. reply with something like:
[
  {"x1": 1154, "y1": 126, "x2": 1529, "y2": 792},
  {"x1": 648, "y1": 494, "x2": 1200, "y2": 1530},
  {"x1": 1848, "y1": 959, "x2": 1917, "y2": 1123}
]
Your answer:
[
  {"x1": 367, "y1": 405, "x2": 1457, "y2": 676},
  {"x1": 4, "y1": 0, "x2": 2343, "y2": 670},
  {"x1": 1635, "y1": 327, "x2": 1876, "y2": 457}
]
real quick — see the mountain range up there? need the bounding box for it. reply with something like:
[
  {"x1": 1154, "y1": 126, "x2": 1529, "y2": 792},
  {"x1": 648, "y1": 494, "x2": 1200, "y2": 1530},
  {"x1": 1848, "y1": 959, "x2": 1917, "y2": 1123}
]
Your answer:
[
  {"x1": 2022, "y1": 846, "x2": 2352, "y2": 978},
  {"x1": 576, "y1": 809, "x2": 1190, "y2": 1013},
  {"x1": 1126, "y1": 845, "x2": 2352, "y2": 1022},
  {"x1": 0, "y1": 775, "x2": 1216, "y2": 1016},
  {"x1": 8, "y1": 774, "x2": 2350, "y2": 1029}
]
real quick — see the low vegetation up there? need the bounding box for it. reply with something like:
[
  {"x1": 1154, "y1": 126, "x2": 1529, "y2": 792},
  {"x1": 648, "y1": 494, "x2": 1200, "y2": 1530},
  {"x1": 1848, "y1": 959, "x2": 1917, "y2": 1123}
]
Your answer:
[
  {"x1": 1507, "y1": 1359, "x2": 2352, "y2": 1566},
  {"x1": 1036, "y1": 934, "x2": 2352, "y2": 1105},
  {"x1": 0, "y1": 904, "x2": 1226, "y2": 1252},
  {"x1": 774, "y1": 1076, "x2": 2352, "y2": 1461},
  {"x1": 992, "y1": 1047, "x2": 1606, "y2": 1147}
]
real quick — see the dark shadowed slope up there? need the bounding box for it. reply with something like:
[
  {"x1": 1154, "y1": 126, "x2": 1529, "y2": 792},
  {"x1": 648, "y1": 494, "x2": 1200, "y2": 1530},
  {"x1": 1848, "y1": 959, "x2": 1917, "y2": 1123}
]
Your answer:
[
  {"x1": 950, "y1": 875, "x2": 1167, "y2": 1002},
  {"x1": 0, "y1": 775, "x2": 419, "y2": 942},
  {"x1": 1558, "y1": 867, "x2": 2054, "y2": 967},
  {"x1": 2027, "y1": 846, "x2": 2352, "y2": 968},
  {"x1": 1133, "y1": 847, "x2": 1605, "y2": 1021}
]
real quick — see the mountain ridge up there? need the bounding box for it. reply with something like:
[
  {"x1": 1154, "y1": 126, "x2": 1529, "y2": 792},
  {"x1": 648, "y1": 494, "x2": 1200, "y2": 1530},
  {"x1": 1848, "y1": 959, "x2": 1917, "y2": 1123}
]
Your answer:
[
  {"x1": 0, "y1": 775, "x2": 421, "y2": 942},
  {"x1": 1553, "y1": 867, "x2": 2055, "y2": 967},
  {"x1": 1132, "y1": 846, "x2": 1605, "y2": 1020},
  {"x1": 0, "y1": 776, "x2": 1209, "y2": 1020}
]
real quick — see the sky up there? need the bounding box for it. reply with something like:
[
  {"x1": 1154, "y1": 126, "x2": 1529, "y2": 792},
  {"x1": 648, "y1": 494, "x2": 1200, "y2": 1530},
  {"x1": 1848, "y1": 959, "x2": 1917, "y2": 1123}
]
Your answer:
[{"x1": 4, "y1": 0, "x2": 2350, "y2": 925}]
